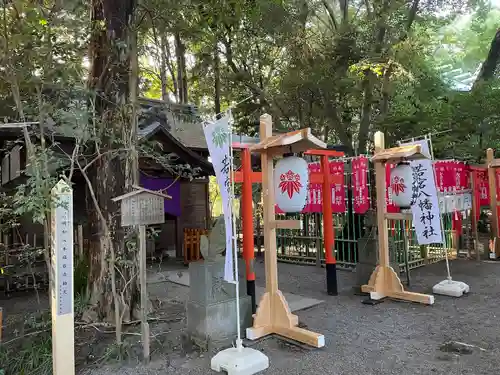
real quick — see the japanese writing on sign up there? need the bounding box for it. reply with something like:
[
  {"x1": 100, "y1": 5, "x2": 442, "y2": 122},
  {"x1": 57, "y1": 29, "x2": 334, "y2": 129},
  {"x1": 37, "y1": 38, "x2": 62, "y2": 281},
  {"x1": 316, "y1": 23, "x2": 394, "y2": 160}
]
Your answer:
[
  {"x1": 400, "y1": 140, "x2": 443, "y2": 245},
  {"x1": 329, "y1": 161, "x2": 346, "y2": 212},
  {"x1": 352, "y1": 156, "x2": 369, "y2": 214},
  {"x1": 51, "y1": 184, "x2": 74, "y2": 316},
  {"x1": 202, "y1": 115, "x2": 235, "y2": 282},
  {"x1": 475, "y1": 170, "x2": 489, "y2": 206}
]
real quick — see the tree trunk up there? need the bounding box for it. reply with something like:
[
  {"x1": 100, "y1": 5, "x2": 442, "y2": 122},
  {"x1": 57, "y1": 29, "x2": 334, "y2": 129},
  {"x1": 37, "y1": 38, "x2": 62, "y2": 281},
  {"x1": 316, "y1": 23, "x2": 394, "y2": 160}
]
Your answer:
[
  {"x1": 474, "y1": 29, "x2": 500, "y2": 85},
  {"x1": 86, "y1": 0, "x2": 139, "y2": 324},
  {"x1": 160, "y1": 34, "x2": 169, "y2": 101},
  {"x1": 357, "y1": 73, "x2": 374, "y2": 154},
  {"x1": 214, "y1": 42, "x2": 221, "y2": 117},
  {"x1": 175, "y1": 32, "x2": 188, "y2": 103}
]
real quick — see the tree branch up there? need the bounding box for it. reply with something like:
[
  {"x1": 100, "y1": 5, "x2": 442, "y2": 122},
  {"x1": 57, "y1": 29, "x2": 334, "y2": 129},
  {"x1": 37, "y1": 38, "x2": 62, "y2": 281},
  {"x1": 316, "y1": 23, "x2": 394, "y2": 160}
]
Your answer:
[{"x1": 321, "y1": 0, "x2": 338, "y2": 31}]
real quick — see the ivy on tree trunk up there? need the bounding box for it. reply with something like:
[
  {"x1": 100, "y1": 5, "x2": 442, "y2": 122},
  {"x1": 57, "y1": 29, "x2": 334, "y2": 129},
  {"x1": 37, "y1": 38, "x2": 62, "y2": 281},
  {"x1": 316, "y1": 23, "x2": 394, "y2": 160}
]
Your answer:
[{"x1": 86, "y1": 0, "x2": 139, "y2": 324}]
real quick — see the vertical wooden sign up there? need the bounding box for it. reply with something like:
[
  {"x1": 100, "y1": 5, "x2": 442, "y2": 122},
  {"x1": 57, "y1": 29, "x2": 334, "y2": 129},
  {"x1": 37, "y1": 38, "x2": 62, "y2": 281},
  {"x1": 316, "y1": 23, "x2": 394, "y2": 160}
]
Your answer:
[
  {"x1": 51, "y1": 179, "x2": 75, "y2": 375},
  {"x1": 112, "y1": 187, "x2": 170, "y2": 364}
]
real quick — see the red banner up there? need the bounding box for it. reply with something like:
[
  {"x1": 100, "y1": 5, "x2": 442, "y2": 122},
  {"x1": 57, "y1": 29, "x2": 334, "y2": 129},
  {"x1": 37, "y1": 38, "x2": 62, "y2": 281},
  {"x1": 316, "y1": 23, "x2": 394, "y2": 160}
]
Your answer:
[
  {"x1": 454, "y1": 161, "x2": 468, "y2": 191},
  {"x1": 385, "y1": 163, "x2": 400, "y2": 213},
  {"x1": 476, "y1": 169, "x2": 489, "y2": 206},
  {"x1": 433, "y1": 160, "x2": 469, "y2": 193},
  {"x1": 306, "y1": 162, "x2": 321, "y2": 213},
  {"x1": 330, "y1": 161, "x2": 346, "y2": 213},
  {"x1": 452, "y1": 211, "x2": 462, "y2": 232},
  {"x1": 352, "y1": 156, "x2": 370, "y2": 214},
  {"x1": 276, "y1": 160, "x2": 345, "y2": 214},
  {"x1": 435, "y1": 161, "x2": 452, "y2": 192},
  {"x1": 472, "y1": 169, "x2": 489, "y2": 220}
]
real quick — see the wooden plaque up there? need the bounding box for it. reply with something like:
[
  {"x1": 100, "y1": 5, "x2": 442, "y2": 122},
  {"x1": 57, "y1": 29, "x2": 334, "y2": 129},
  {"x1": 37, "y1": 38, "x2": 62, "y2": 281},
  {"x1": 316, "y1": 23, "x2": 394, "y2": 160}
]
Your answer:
[{"x1": 120, "y1": 193, "x2": 165, "y2": 227}]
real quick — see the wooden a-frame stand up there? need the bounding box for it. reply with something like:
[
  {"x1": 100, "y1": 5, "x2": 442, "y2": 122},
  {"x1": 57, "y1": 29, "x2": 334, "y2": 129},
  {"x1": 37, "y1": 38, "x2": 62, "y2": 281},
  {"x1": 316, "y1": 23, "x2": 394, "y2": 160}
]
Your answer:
[
  {"x1": 245, "y1": 114, "x2": 326, "y2": 348},
  {"x1": 361, "y1": 131, "x2": 435, "y2": 305}
]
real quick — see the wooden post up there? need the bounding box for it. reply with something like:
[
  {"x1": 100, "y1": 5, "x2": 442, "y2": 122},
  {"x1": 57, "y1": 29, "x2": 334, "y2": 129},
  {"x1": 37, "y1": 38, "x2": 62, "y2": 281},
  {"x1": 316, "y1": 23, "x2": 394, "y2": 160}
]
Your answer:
[
  {"x1": 3, "y1": 233, "x2": 9, "y2": 266},
  {"x1": 486, "y1": 148, "x2": 500, "y2": 258},
  {"x1": 51, "y1": 180, "x2": 75, "y2": 375},
  {"x1": 139, "y1": 225, "x2": 150, "y2": 363},
  {"x1": 0, "y1": 307, "x2": 3, "y2": 343},
  {"x1": 315, "y1": 214, "x2": 322, "y2": 267},
  {"x1": 471, "y1": 170, "x2": 481, "y2": 261},
  {"x1": 321, "y1": 154, "x2": 337, "y2": 295},
  {"x1": 361, "y1": 132, "x2": 434, "y2": 305},
  {"x1": 77, "y1": 225, "x2": 84, "y2": 259},
  {"x1": 261, "y1": 116, "x2": 278, "y2": 296},
  {"x1": 375, "y1": 132, "x2": 390, "y2": 268},
  {"x1": 112, "y1": 186, "x2": 171, "y2": 363},
  {"x1": 246, "y1": 114, "x2": 325, "y2": 348}
]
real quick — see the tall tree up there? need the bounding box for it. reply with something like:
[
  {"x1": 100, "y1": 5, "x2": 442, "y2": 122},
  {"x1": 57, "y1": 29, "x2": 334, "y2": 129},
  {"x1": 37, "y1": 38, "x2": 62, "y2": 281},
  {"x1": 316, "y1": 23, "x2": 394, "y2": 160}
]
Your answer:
[{"x1": 86, "y1": 0, "x2": 139, "y2": 328}]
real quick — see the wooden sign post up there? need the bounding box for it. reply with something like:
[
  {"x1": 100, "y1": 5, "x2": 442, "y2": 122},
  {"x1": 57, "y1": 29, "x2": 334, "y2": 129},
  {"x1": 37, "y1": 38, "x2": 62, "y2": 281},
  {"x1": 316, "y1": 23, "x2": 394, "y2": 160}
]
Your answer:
[
  {"x1": 112, "y1": 186, "x2": 171, "y2": 363},
  {"x1": 51, "y1": 180, "x2": 75, "y2": 375},
  {"x1": 245, "y1": 114, "x2": 327, "y2": 348},
  {"x1": 361, "y1": 132, "x2": 434, "y2": 304},
  {"x1": 486, "y1": 148, "x2": 500, "y2": 259}
]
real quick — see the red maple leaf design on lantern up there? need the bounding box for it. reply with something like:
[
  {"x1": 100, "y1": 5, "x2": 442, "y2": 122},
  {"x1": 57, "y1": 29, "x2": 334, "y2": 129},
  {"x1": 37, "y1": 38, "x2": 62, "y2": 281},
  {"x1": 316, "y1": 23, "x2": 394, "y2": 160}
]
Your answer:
[
  {"x1": 391, "y1": 176, "x2": 406, "y2": 196},
  {"x1": 279, "y1": 170, "x2": 302, "y2": 198}
]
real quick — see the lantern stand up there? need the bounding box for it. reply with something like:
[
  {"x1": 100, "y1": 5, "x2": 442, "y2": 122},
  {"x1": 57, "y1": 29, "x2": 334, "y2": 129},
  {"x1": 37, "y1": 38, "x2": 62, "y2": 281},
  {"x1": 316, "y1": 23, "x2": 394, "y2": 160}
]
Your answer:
[
  {"x1": 486, "y1": 148, "x2": 500, "y2": 259},
  {"x1": 232, "y1": 145, "x2": 344, "y2": 310},
  {"x1": 245, "y1": 114, "x2": 326, "y2": 348},
  {"x1": 361, "y1": 131, "x2": 435, "y2": 305}
]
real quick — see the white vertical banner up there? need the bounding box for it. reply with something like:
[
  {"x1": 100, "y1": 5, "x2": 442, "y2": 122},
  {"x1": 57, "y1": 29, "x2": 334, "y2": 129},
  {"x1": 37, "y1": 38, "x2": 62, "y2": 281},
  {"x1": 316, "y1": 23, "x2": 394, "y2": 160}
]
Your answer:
[
  {"x1": 400, "y1": 140, "x2": 443, "y2": 245},
  {"x1": 203, "y1": 115, "x2": 235, "y2": 282}
]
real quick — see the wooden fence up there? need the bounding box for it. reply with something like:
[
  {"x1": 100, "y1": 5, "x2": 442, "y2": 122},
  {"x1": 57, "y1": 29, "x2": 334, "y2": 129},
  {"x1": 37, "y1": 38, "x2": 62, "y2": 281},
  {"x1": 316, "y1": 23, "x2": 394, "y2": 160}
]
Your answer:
[
  {"x1": 183, "y1": 228, "x2": 208, "y2": 264},
  {"x1": 235, "y1": 156, "x2": 479, "y2": 272}
]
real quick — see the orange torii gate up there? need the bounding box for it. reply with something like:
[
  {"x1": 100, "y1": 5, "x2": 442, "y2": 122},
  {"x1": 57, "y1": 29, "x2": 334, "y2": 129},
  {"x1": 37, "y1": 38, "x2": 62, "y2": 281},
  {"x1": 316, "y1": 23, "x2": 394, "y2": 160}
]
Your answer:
[{"x1": 232, "y1": 142, "x2": 344, "y2": 312}]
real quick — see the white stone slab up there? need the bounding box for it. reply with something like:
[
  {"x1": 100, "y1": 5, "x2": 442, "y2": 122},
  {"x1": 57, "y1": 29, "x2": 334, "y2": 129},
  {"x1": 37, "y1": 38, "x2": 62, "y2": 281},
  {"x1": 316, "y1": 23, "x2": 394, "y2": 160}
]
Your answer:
[
  {"x1": 153, "y1": 270, "x2": 324, "y2": 313},
  {"x1": 254, "y1": 286, "x2": 323, "y2": 312}
]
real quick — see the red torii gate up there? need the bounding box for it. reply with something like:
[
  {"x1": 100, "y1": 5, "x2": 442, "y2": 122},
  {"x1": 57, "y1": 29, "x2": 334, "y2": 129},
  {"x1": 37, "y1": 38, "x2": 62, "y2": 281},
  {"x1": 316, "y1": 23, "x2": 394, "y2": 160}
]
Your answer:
[{"x1": 232, "y1": 143, "x2": 344, "y2": 312}]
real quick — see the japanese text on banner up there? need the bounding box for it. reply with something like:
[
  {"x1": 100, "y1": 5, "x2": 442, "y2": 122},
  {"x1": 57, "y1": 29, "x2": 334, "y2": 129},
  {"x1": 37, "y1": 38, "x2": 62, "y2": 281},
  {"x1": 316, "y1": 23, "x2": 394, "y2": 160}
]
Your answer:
[
  {"x1": 400, "y1": 140, "x2": 443, "y2": 245},
  {"x1": 352, "y1": 156, "x2": 370, "y2": 214},
  {"x1": 202, "y1": 115, "x2": 235, "y2": 282}
]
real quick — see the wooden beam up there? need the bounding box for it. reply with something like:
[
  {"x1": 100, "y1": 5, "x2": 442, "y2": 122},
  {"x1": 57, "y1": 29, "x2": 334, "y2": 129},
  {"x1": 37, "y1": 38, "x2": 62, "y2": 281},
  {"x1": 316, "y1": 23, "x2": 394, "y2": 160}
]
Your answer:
[
  {"x1": 486, "y1": 148, "x2": 500, "y2": 258},
  {"x1": 371, "y1": 144, "x2": 429, "y2": 163},
  {"x1": 304, "y1": 149, "x2": 344, "y2": 157},
  {"x1": 233, "y1": 144, "x2": 344, "y2": 157},
  {"x1": 487, "y1": 148, "x2": 499, "y2": 239},
  {"x1": 232, "y1": 171, "x2": 342, "y2": 185},
  {"x1": 271, "y1": 220, "x2": 302, "y2": 230},
  {"x1": 385, "y1": 212, "x2": 412, "y2": 220},
  {"x1": 250, "y1": 128, "x2": 327, "y2": 154}
]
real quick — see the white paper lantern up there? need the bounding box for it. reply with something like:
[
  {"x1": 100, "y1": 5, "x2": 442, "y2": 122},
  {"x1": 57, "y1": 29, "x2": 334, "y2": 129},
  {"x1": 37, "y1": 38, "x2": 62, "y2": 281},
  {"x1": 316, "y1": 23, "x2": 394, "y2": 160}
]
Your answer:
[
  {"x1": 275, "y1": 155, "x2": 309, "y2": 213},
  {"x1": 390, "y1": 162, "x2": 413, "y2": 208}
]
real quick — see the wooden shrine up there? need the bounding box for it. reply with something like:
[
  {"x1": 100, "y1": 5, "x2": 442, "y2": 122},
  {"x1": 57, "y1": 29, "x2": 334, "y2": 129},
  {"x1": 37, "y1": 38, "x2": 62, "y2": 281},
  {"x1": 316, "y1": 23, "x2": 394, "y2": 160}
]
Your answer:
[
  {"x1": 245, "y1": 114, "x2": 326, "y2": 348},
  {"x1": 361, "y1": 131, "x2": 435, "y2": 305}
]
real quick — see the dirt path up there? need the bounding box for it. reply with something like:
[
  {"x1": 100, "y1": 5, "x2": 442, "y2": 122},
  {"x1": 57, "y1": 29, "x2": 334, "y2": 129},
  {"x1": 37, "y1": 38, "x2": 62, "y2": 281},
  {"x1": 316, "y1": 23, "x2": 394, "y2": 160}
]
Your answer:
[{"x1": 78, "y1": 259, "x2": 500, "y2": 375}]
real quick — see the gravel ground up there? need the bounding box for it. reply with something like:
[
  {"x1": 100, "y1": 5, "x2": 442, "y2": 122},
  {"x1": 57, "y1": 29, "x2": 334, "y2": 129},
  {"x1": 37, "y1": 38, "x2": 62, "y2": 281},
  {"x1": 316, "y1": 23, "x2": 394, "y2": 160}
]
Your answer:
[{"x1": 83, "y1": 258, "x2": 500, "y2": 375}]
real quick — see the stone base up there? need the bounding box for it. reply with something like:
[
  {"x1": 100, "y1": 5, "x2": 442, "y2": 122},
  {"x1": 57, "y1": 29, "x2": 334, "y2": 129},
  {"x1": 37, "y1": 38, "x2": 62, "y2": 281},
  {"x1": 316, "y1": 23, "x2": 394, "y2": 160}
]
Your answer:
[{"x1": 187, "y1": 295, "x2": 252, "y2": 349}]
